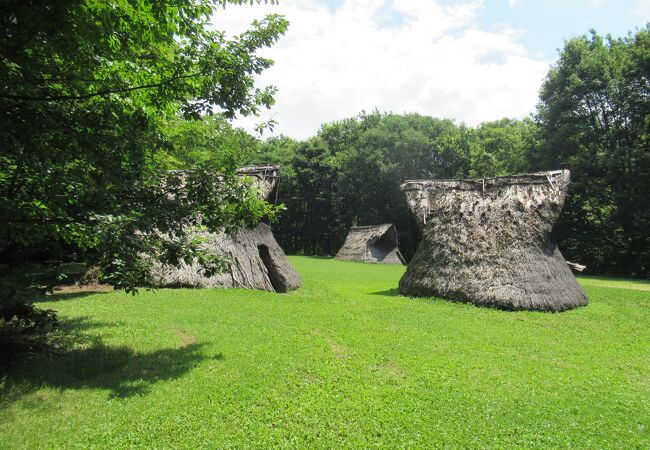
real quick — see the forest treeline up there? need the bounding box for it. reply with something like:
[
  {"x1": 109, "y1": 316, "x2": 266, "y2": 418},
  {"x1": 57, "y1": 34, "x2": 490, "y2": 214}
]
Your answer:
[
  {"x1": 246, "y1": 114, "x2": 534, "y2": 260},
  {"x1": 244, "y1": 27, "x2": 648, "y2": 278}
]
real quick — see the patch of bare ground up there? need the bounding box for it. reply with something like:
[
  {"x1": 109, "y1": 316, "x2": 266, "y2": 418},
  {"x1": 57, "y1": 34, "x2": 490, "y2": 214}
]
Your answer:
[
  {"x1": 177, "y1": 329, "x2": 198, "y2": 348},
  {"x1": 326, "y1": 338, "x2": 349, "y2": 360},
  {"x1": 373, "y1": 361, "x2": 406, "y2": 381},
  {"x1": 311, "y1": 329, "x2": 350, "y2": 360},
  {"x1": 51, "y1": 283, "x2": 113, "y2": 295},
  {"x1": 298, "y1": 369, "x2": 321, "y2": 385}
]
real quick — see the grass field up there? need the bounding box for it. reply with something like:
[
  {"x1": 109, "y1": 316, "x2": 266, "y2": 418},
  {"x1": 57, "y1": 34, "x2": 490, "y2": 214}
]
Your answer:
[{"x1": 1, "y1": 256, "x2": 648, "y2": 448}]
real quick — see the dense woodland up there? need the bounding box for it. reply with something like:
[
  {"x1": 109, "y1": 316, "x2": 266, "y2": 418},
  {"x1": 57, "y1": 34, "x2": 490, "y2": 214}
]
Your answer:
[{"x1": 1, "y1": 0, "x2": 648, "y2": 289}]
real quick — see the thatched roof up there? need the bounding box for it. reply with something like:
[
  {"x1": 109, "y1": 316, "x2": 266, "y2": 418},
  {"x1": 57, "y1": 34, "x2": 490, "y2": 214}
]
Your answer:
[
  {"x1": 402, "y1": 171, "x2": 571, "y2": 225},
  {"x1": 169, "y1": 165, "x2": 280, "y2": 202},
  {"x1": 336, "y1": 224, "x2": 405, "y2": 264},
  {"x1": 152, "y1": 223, "x2": 301, "y2": 292},
  {"x1": 399, "y1": 170, "x2": 588, "y2": 311},
  {"x1": 236, "y1": 165, "x2": 280, "y2": 202},
  {"x1": 153, "y1": 165, "x2": 301, "y2": 292}
]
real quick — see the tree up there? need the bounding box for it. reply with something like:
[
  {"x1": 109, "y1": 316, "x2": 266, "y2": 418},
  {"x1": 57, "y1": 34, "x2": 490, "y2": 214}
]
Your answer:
[
  {"x1": 0, "y1": 0, "x2": 288, "y2": 291},
  {"x1": 290, "y1": 138, "x2": 338, "y2": 255},
  {"x1": 535, "y1": 26, "x2": 650, "y2": 277},
  {"x1": 156, "y1": 115, "x2": 262, "y2": 170},
  {"x1": 470, "y1": 118, "x2": 537, "y2": 177},
  {"x1": 324, "y1": 113, "x2": 472, "y2": 258}
]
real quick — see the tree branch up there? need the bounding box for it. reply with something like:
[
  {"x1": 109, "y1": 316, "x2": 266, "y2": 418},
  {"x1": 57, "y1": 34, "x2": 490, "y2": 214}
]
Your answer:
[{"x1": 0, "y1": 72, "x2": 204, "y2": 102}]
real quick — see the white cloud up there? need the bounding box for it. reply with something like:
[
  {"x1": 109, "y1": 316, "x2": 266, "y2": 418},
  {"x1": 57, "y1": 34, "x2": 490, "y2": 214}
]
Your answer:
[
  {"x1": 213, "y1": 0, "x2": 549, "y2": 139},
  {"x1": 632, "y1": 0, "x2": 650, "y2": 16},
  {"x1": 507, "y1": 0, "x2": 519, "y2": 7}
]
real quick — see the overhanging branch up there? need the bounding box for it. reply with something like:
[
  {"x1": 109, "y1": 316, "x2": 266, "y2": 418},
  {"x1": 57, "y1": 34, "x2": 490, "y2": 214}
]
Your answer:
[{"x1": 1, "y1": 72, "x2": 204, "y2": 102}]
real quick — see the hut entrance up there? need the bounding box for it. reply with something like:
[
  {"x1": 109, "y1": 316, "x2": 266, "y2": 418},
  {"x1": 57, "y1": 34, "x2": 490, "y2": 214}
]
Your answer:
[
  {"x1": 368, "y1": 233, "x2": 396, "y2": 261},
  {"x1": 257, "y1": 244, "x2": 284, "y2": 292}
]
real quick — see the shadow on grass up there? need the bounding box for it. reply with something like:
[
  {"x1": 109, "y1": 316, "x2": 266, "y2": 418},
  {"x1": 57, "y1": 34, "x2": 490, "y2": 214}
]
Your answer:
[
  {"x1": 35, "y1": 289, "x2": 113, "y2": 304},
  {"x1": 0, "y1": 286, "x2": 113, "y2": 308},
  {"x1": 60, "y1": 315, "x2": 121, "y2": 333},
  {"x1": 1, "y1": 316, "x2": 220, "y2": 402},
  {"x1": 291, "y1": 255, "x2": 334, "y2": 260},
  {"x1": 7, "y1": 343, "x2": 217, "y2": 399},
  {"x1": 369, "y1": 288, "x2": 402, "y2": 297}
]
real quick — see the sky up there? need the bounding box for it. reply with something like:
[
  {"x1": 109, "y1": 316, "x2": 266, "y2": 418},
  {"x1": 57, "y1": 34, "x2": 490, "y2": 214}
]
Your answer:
[{"x1": 215, "y1": 0, "x2": 650, "y2": 139}]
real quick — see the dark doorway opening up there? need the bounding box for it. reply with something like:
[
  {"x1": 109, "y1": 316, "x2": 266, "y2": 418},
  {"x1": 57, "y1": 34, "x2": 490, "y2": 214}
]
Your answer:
[
  {"x1": 257, "y1": 244, "x2": 285, "y2": 292},
  {"x1": 367, "y1": 228, "x2": 405, "y2": 264},
  {"x1": 368, "y1": 233, "x2": 392, "y2": 261}
]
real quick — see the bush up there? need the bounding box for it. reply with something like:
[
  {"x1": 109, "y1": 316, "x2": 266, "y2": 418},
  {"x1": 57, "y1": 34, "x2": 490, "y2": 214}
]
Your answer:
[{"x1": 0, "y1": 293, "x2": 61, "y2": 370}]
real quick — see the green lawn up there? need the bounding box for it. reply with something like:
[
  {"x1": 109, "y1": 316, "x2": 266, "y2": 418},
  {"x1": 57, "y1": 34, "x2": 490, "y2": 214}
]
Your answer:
[{"x1": 1, "y1": 257, "x2": 648, "y2": 449}]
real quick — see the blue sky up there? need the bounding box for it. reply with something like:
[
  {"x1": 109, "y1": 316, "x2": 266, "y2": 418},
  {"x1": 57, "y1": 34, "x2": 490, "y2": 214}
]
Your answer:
[
  {"x1": 322, "y1": 0, "x2": 649, "y2": 58},
  {"x1": 220, "y1": 0, "x2": 650, "y2": 138},
  {"x1": 332, "y1": 0, "x2": 650, "y2": 58},
  {"x1": 468, "y1": 0, "x2": 648, "y2": 59}
]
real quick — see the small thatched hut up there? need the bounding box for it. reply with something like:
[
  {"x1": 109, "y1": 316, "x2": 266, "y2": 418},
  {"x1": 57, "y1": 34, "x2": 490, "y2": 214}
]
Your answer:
[
  {"x1": 152, "y1": 165, "x2": 301, "y2": 293},
  {"x1": 336, "y1": 224, "x2": 405, "y2": 264},
  {"x1": 398, "y1": 170, "x2": 588, "y2": 311}
]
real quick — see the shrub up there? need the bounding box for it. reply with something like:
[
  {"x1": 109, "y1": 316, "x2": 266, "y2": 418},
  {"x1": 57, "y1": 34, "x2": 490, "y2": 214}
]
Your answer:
[{"x1": 0, "y1": 292, "x2": 61, "y2": 370}]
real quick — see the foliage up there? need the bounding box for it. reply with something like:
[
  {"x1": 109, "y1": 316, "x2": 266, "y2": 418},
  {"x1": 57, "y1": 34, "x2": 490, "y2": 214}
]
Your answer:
[
  {"x1": 0, "y1": 257, "x2": 648, "y2": 447},
  {"x1": 155, "y1": 115, "x2": 262, "y2": 170},
  {"x1": 0, "y1": 295, "x2": 61, "y2": 370},
  {"x1": 535, "y1": 27, "x2": 650, "y2": 277},
  {"x1": 470, "y1": 117, "x2": 538, "y2": 177},
  {"x1": 289, "y1": 138, "x2": 340, "y2": 254},
  {"x1": 0, "y1": 0, "x2": 288, "y2": 291}
]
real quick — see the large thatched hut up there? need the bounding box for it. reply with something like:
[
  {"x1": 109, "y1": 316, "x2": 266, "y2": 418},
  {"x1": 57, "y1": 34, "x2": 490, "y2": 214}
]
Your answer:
[
  {"x1": 152, "y1": 165, "x2": 301, "y2": 293},
  {"x1": 336, "y1": 224, "x2": 405, "y2": 264},
  {"x1": 398, "y1": 170, "x2": 588, "y2": 311}
]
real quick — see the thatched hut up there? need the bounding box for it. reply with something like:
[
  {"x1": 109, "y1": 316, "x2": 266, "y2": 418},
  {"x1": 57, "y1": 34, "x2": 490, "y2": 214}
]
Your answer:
[
  {"x1": 152, "y1": 165, "x2": 301, "y2": 293},
  {"x1": 336, "y1": 224, "x2": 405, "y2": 264},
  {"x1": 398, "y1": 170, "x2": 588, "y2": 311},
  {"x1": 236, "y1": 164, "x2": 281, "y2": 201}
]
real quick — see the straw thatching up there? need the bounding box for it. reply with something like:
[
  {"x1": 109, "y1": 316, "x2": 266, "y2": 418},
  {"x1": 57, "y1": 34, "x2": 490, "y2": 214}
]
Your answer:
[
  {"x1": 236, "y1": 165, "x2": 280, "y2": 201},
  {"x1": 336, "y1": 224, "x2": 405, "y2": 264},
  {"x1": 152, "y1": 223, "x2": 301, "y2": 292},
  {"x1": 152, "y1": 165, "x2": 301, "y2": 293},
  {"x1": 398, "y1": 170, "x2": 588, "y2": 311}
]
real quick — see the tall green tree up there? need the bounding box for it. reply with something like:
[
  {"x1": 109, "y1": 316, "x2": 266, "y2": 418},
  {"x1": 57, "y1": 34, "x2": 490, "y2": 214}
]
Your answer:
[
  {"x1": 0, "y1": 0, "x2": 288, "y2": 290},
  {"x1": 535, "y1": 27, "x2": 650, "y2": 276},
  {"x1": 326, "y1": 113, "x2": 472, "y2": 258},
  {"x1": 471, "y1": 118, "x2": 537, "y2": 177},
  {"x1": 290, "y1": 138, "x2": 338, "y2": 255}
]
